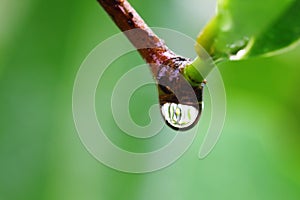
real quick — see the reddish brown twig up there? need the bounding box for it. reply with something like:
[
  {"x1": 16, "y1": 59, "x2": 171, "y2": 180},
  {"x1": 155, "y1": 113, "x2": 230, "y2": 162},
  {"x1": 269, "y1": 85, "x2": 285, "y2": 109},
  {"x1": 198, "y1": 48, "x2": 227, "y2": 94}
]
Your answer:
[{"x1": 97, "y1": 0, "x2": 177, "y2": 75}]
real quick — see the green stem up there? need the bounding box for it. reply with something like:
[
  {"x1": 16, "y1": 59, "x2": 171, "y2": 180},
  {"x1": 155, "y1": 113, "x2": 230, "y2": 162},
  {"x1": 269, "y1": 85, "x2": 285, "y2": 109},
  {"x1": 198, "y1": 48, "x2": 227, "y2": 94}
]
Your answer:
[{"x1": 183, "y1": 56, "x2": 215, "y2": 86}]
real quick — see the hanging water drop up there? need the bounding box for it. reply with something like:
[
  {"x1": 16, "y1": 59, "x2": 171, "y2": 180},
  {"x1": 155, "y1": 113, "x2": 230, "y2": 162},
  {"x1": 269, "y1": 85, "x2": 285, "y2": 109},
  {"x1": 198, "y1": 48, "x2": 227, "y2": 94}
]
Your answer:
[
  {"x1": 155, "y1": 57, "x2": 205, "y2": 131},
  {"x1": 161, "y1": 103, "x2": 200, "y2": 130}
]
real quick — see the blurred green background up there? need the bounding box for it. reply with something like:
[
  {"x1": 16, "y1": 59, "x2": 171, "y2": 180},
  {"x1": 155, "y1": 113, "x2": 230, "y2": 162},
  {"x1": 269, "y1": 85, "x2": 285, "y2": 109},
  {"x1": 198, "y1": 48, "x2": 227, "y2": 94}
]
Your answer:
[{"x1": 1, "y1": 0, "x2": 300, "y2": 199}]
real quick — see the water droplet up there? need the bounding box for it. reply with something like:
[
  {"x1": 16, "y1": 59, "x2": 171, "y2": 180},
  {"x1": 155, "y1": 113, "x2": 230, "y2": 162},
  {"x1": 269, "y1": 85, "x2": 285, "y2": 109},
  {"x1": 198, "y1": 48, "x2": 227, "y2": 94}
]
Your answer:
[
  {"x1": 220, "y1": 10, "x2": 233, "y2": 32},
  {"x1": 161, "y1": 103, "x2": 200, "y2": 130},
  {"x1": 226, "y1": 37, "x2": 250, "y2": 60},
  {"x1": 155, "y1": 57, "x2": 204, "y2": 131},
  {"x1": 229, "y1": 49, "x2": 247, "y2": 60}
]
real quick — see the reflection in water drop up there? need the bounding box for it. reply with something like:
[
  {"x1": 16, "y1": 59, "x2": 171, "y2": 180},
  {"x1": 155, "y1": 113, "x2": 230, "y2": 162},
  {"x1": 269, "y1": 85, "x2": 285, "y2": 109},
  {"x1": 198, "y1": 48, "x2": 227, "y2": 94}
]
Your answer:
[{"x1": 161, "y1": 103, "x2": 199, "y2": 129}]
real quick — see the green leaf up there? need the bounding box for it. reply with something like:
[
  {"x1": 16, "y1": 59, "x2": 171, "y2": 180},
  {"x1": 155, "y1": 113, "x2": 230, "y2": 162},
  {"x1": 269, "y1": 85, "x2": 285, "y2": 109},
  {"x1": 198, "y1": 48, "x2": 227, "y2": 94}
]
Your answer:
[{"x1": 196, "y1": 0, "x2": 300, "y2": 60}]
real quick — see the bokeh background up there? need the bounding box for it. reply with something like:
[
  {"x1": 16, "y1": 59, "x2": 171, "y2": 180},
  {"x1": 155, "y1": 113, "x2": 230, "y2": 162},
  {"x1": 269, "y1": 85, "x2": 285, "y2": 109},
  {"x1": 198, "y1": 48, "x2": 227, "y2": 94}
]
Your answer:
[{"x1": 1, "y1": 0, "x2": 300, "y2": 199}]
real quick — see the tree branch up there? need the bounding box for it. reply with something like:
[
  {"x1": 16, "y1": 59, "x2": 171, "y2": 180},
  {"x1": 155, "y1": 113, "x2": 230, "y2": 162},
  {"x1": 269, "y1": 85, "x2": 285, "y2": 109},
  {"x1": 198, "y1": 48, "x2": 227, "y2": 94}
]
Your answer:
[
  {"x1": 97, "y1": 0, "x2": 178, "y2": 75},
  {"x1": 97, "y1": 0, "x2": 205, "y2": 130}
]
